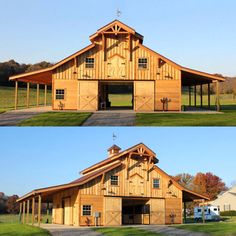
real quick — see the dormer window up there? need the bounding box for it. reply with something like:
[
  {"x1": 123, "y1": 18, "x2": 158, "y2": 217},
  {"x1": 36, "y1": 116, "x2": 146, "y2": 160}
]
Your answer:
[
  {"x1": 85, "y1": 58, "x2": 95, "y2": 68},
  {"x1": 110, "y1": 175, "x2": 119, "y2": 186},
  {"x1": 138, "y1": 58, "x2": 148, "y2": 69},
  {"x1": 153, "y1": 178, "x2": 160, "y2": 189}
]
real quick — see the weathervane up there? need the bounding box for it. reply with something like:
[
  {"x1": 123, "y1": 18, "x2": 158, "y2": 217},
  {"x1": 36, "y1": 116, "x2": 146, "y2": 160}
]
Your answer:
[
  {"x1": 112, "y1": 133, "x2": 117, "y2": 143},
  {"x1": 116, "y1": 8, "x2": 122, "y2": 18}
]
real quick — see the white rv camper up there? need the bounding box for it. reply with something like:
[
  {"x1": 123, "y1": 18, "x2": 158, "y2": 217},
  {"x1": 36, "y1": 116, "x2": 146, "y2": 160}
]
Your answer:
[{"x1": 194, "y1": 206, "x2": 220, "y2": 221}]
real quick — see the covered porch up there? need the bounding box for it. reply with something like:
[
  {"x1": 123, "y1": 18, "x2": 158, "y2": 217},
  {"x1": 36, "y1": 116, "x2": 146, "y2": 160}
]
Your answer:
[
  {"x1": 9, "y1": 68, "x2": 52, "y2": 110},
  {"x1": 181, "y1": 67, "x2": 225, "y2": 112}
]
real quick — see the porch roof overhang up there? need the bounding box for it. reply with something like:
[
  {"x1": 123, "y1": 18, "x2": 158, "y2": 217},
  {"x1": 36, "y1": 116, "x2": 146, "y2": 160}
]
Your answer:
[
  {"x1": 181, "y1": 67, "x2": 225, "y2": 86},
  {"x1": 183, "y1": 189, "x2": 210, "y2": 202},
  {"x1": 9, "y1": 68, "x2": 52, "y2": 85}
]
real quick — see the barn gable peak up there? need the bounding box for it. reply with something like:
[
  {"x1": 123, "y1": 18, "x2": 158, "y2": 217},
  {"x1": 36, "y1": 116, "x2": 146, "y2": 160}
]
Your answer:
[{"x1": 89, "y1": 19, "x2": 143, "y2": 43}]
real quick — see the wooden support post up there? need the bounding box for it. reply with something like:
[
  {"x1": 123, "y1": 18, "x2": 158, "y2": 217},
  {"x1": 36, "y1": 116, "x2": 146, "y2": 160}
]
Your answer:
[
  {"x1": 216, "y1": 81, "x2": 220, "y2": 112},
  {"x1": 19, "y1": 202, "x2": 22, "y2": 223},
  {"x1": 102, "y1": 34, "x2": 106, "y2": 61},
  {"x1": 26, "y1": 82, "x2": 30, "y2": 108},
  {"x1": 188, "y1": 86, "x2": 191, "y2": 106},
  {"x1": 14, "y1": 80, "x2": 18, "y2": 110},
  {"x1": 202, "y1": 200, "x2": 205, "y2": 223},
  {"x1": 208, "y1": 83, "x2": 210, "y2": 109},
  {"x1": 36, "y1": 84, "x2": 40, "y2": 107},
  {"x1": 129, "y1": 33, "x2": 132, "y2": 61},
  {"x1": 44, "y1": 85, "x2": 47, "y2": 106},
  {"x1": 22, "y1": 201, "x2": 26, "y2": 224},
  {"x1": 194, "y1": 85, "x2": 197, "y2": 107},
  {"x1": 200, "y1": 84, "x2": 203, "y2": 107},
  {"x1": 26, "y1": 199, "x2": 30, "y2": 224},
  {"x1": 127, "y1": 153, "x2": 131, "y2": 180},
  {"x1": 147, "y1": 156, "x2": 152, "y2": 181},
  {"x1": 184, "y1": 202, "x2": 187, "y2": 224},
  {"x1": 38, "y1": 195, "x2": 41, "y2": 226},
  {"x1": 32, "y1": 197, "x2": 35, "y2": 225}
]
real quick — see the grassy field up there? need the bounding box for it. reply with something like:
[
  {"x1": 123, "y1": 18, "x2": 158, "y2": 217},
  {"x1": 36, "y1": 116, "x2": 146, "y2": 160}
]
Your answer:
[
  {"x1": 19, "y1": 112, "x2": 91, "y2": 126},
  {"x1": 174, "y1": 216, "x2": 236, "y2": 236},
  {"x1": 94, "y1": 227, "x2": 164, "y2": 236},
  {"x1": 0, "y1": 223, "x2": 50, "y2": 236},
  {"x1": 0, "y1": 86, "x2": 51, "y2": 111},
  {"x1": 108, "y1": 94, "x2": 132, "y2": 107}
]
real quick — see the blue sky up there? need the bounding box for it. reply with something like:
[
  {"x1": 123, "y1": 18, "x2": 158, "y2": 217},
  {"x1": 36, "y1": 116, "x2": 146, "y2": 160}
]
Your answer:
[
  {"x1": 0, "y1": 128, "x2": 235, "y2": 196},
  {"x1": 0, "y1": 0, "x2": 236, "y2": 76}
]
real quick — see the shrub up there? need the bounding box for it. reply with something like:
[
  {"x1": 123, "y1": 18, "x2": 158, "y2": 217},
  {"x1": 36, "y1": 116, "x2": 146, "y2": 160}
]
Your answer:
[{"x1": 221, "y1": 210, "x2": 236, "y2": 216}]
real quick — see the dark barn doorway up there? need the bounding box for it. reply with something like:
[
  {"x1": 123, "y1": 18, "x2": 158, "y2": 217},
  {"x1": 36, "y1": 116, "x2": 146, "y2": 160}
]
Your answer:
[
  {"x1": 99, "y1": 82, "x2": 133, "y2": 110},
  {"x1": 122, "y1": 198, "x2": 150, "y2": 225}
]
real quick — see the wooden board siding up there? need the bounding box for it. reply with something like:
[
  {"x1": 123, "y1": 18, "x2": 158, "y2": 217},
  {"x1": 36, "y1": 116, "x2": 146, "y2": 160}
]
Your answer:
[
  {"x1": 155, "y1": 79, "x2": 181, "y2": 111},
  {"x1": 79, "y1": 195, "x2": 104, "y2": 226},
  {"x1": 149, "y1": 198, "x2": 165, "y2": 224},
  {"x1": 134, "y1": 81, "x2": 154, "y2": 111},
  {"x1": 53, "y1": 80, "x2": 78, "y2": 110},
  {"x1": 52, "y1": 32, "x2": 181, "y2": 111},
  {"x1": 104, "y1": 197, "x2": 122, "y2": 226},
  {"x1": 63, "y1": 197, "x2": 72, "y2": 225},
  {"x1": 165, "y1": 198, "x2": 182, "y2": 224}
]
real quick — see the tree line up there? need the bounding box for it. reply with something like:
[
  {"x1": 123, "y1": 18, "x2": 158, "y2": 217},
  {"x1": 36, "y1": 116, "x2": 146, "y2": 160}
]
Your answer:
[
  {"x1": 0, "y1": 60, "x2": 53, "y2": 87},
  {"x1": 0, "y1": 192, "x2": 19, "y2": 214}
]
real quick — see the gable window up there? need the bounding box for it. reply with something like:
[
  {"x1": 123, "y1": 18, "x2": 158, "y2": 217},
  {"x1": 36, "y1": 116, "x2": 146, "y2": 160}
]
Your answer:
[
  {"x1": 82, "y1": 205, "x2": 91, "y2": 216},
  {"x1": 85, "y1": 58, "x2": 95, "y2": 68},
  {"x1": 153, "y1": 178, "x2": 160, "y2": 189},
  {"x1": 138, "y1": 58, "x2": 148, "y2": 69},
  {"x1": 55, "y1": 89, "x2": 65, "y2": 100},
  {"x1": 110, "y1": 175, "x2": 119, "y2": 186}
]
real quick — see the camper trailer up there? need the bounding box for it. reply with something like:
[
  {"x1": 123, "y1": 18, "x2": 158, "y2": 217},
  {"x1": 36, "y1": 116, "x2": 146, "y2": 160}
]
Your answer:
[{"x1": 194, "y1": 206, "x2": 220, "y2": 221}]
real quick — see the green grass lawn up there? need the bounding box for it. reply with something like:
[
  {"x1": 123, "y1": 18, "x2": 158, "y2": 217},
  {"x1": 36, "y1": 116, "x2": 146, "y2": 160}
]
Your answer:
[
  {"x1": 108, "y1": 94, "x2": 132, "y2": 107},
  {"x1": 0, "y1": 86, "x2": 51, "y2": 111},
  {"x1": 0, "y1": 223, "x2": 50, "y2": 236},
  {"x1": 94, "y1": 227, "x2": 164, "y2": 236},
  {"x1": 18, "y1": 112, "x2": 91, "y2": 126}
]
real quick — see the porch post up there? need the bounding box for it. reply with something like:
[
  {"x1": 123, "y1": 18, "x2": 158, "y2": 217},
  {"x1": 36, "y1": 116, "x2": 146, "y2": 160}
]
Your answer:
[
  {"x1": 184, "y1": 202, "x2": 187, "y2": 224},
  {"x1": 19, "y1": 202, "x2": 22, "y2": 223},
  {"x1": 32, "y1": 197, "x2": 35, "y2": 225},
  {"x1": 38, "y1": 195, "x2": 41, "y2": 226},
  {"x1": 22, "y1": 201, "x2": 26, "y2": 224},
  {"x1": 202, "y1": 200, "x2": 205, "y2": 223},
  {"x1": 44, "y1": 84, "x2": 47, "y2": 106},
  {"x1": 194, "y1": 85, "x2": 197, "y2": 107},
  {"x1": 216, "y1": 81, "x2": 220, "y2": 112},
  {"x1": 14, "y1": 80, "x2": 18, "y2": 110},
  {"x1": 26, "y1": 82, "x2": 30, "y2": 108},
  {"x1": 208, "y1": 83, "x2": 211, "y2": 109},
  {"x1": 26, "y1": 199, "x2": 30, "y2": 224},
  {"x1": 36, "y1": 84, "x2": 40, "y2": 107},
  {"x1": 188, "y1": 86, "x2": 191, "y2": 106},
  {"x1": 200, "y1": 84, "x2": 203, "y2": 107}
]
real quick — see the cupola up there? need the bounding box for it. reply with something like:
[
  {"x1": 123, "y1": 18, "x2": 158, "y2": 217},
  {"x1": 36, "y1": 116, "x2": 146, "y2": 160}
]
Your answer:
[{"x1": 107, "y1": 144, "x2": 121, "y2": 158}]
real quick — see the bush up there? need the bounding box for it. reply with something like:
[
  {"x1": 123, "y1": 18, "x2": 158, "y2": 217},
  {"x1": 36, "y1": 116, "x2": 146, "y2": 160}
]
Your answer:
[{"x1": 221, "y1": 210, "x2": 236, "y2": 216}]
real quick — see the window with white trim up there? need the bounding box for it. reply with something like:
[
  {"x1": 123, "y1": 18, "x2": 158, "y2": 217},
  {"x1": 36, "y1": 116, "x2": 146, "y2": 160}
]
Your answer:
[
  {"x1": 153, "y1": 178, "x2": 160, "y2": 189},
  {"x1": 110, "y1": 175, "x2": 119, "y2": 186},
  {"x1": 82, "y1": 205, "x2": 91, "y2": 216},
  {"x1": 138, "y1": 58, "x2": 148, "y2": 69},
  {"x1": 55, "y1": 89, "x2": 65, "y2": 100},
  {"x1": 85, "y1": 58, "x2": 95, "y2": 68}
]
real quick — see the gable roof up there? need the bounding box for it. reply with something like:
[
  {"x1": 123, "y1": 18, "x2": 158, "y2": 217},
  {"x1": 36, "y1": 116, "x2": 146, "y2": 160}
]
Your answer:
[{"x1": 80, "y1": 143, "x2": 158, "y2": 175}]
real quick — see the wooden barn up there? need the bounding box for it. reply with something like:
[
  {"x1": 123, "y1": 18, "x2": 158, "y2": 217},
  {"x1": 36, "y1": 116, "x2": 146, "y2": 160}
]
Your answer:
[
  {"x1": 17, "y1": 143, "x2": 208, "y2": 226},
  {"x1": 9, "y1": 20, "x2": 224, "y2": 111}
]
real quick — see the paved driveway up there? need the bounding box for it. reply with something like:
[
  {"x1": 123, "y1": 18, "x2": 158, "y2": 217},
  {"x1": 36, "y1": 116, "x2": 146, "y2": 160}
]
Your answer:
[
  {"x1": 41, "y1": 224, "x2": 102, "y2": 236},
  {"x1": 0, "y1": 107, "x2": 51, "y2": 126},
  {"x1": 82, "y1": 111, "x2": 136, "y2": 126}
]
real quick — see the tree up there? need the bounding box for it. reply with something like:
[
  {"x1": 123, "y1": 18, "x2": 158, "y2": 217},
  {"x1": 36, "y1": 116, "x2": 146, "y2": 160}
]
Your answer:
[
  {"x1": 193, "y1": 172, "x2": 227, "y2": 200},
  {"x1": 173, "y1": 173, "x2": 194, "y2": 189},
  {"x1": 6, "y1": 195, "x2": 19, "y2": 214}
]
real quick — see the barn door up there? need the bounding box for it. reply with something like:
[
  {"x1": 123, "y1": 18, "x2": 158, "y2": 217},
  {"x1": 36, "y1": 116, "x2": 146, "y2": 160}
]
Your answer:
[
  {"x1": 63, "y1": 198, "x2": 72, "y2": 225},
  {"x1": 134, "y1": 81, "x2": 154, "y2": 111},
  {"x1": 107, "y1": 55, "x2": 126, "y2": 79},
  {"x1": 78, "y1": 81, "x2": 98, "y2": 110},
  {"x1": 104, "y1": 197, "x2": 122, "y2": 226}
]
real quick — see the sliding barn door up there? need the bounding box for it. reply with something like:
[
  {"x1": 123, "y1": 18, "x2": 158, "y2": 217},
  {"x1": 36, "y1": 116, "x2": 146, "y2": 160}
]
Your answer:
[
  {"x1": 134, "y1": 81, "x2": 154, "y2": 111},
  {"x1": 104, "y1": 197, "x2": 121, "y2": 226},
  {"x1": 78, "y1": 81, "x2": 98, "y2": 110}
]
